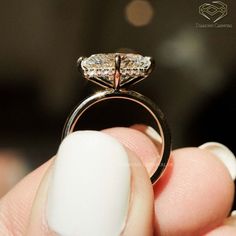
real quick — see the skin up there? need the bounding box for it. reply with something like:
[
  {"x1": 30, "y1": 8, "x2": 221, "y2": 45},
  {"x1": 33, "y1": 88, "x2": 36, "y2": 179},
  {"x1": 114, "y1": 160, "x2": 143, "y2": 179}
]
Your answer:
[{"x1": 0, "y1": 126, "x2": 235, "y2": 235}]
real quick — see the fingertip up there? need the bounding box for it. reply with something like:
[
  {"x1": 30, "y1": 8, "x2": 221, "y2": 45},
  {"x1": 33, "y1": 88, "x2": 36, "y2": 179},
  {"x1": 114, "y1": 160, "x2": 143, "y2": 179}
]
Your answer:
[
  {"x1": 154, "y1": 147, "x2": 235, "y2": 235},
  {"x1": 27, "y1": 131, "x2": 154, "y2": 236},
  {"x1": 199, "y1": 142, "x2": 236, "y2": 180},
  {"x1": 103, "y1": 127, "x2": 160, "y2": 176},
  {"x1": 0, "y1": 159, "x2": 52, "y2": 236},
  {"x1": 123, "y1": 149, "x2": 154, "y2": 236}
]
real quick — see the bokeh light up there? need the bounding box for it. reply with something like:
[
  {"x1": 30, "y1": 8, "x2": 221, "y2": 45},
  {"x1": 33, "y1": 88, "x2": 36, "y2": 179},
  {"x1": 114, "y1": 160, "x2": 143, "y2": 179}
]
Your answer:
[{"x1": 125, "y1": 0, "x2": 154, "y2": 27}]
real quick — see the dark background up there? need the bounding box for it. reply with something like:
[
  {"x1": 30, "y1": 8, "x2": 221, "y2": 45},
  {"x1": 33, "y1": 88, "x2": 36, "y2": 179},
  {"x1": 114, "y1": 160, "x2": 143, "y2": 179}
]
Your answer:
[{"x1": 0, "y1": 0, "x2": 235, "y2": 189}]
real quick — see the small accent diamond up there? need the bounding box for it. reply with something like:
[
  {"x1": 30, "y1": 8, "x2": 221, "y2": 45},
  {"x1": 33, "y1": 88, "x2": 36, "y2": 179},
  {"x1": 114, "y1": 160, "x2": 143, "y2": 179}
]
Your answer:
[{"x1": 79, "y1": 53, "x2": 153, "y2": 88}]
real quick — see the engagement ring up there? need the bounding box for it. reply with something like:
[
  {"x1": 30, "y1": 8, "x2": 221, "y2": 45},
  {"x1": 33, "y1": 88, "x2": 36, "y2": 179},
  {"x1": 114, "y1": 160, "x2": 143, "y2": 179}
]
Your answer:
[{"x1": 62, "y1": 53, "x2": 171, "y2": 184}]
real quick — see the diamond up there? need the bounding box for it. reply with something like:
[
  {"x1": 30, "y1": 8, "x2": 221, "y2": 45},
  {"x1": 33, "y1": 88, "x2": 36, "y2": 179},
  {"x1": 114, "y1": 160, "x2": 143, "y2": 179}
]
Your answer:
[{"x1": 79, "y1": 53, "x2": 153, "y2": 88}]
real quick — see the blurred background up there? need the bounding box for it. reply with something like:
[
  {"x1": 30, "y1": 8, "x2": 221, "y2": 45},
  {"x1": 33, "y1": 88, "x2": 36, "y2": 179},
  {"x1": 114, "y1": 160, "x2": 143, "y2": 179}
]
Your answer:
[{"x1": 0, "y1": 0, "x2": 235, "y2": 198}]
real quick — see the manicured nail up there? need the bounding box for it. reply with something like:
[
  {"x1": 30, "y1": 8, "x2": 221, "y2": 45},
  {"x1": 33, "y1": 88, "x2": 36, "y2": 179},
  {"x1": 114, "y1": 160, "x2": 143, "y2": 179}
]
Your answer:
[
  {"x1": 145, "y1": 126, "x2": 162, "y2": 143},
  {"x1": 199, "y1": 142, "x2": 236, "y2": 180},
  {"x1": 231, "y1": 210, "x2": 236, "y2": 216},
  {"x1": 46, "y1": 131, "x2": 131, "y2": 236}
]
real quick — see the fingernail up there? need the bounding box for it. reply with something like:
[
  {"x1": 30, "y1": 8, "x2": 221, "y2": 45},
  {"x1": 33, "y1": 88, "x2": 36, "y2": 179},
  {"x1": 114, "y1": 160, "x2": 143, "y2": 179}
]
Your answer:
[
  {"x1": 231, "y1": 210, "x2": 236, "y2": 216},
  {"x1": 145, "y1": 126, "x2": 162, "y2": 144},
  {"x1": 199, "y1": 142, "x2": 236, "y2": 180},
  {"x1": 46, "y1": 131, "x2": 131, "y2": 236}
]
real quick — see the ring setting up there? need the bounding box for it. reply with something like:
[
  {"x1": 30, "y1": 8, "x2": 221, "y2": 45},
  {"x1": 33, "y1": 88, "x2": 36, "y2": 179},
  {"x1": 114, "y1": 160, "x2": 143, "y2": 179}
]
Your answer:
[
  {"x1": 62, "y1": 53, "x2": 171, "y2": 184},
  {"x1": 78, "y1": 53, "x2": 153, "y2": 89}
]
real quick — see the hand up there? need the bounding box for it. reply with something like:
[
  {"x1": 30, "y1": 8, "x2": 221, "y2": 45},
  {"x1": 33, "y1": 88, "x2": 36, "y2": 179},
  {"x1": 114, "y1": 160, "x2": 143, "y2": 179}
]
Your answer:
[{"x1": 0, "y1": 126, "x2": 235, "y2": 235}]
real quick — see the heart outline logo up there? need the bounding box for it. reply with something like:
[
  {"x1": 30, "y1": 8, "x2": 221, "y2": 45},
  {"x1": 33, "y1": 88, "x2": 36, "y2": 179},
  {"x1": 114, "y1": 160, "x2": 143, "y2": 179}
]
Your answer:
[{"x1": 199, "y1": 1, "x2": 227, "y2": 23}]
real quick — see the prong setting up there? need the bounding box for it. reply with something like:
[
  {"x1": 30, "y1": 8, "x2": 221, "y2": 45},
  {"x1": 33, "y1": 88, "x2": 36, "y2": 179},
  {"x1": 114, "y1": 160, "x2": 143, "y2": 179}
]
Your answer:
[
  {"x1": 77, "y1": 56, "x2": 85, "y2": 75},
  {"x1": 79, "y1": 53, "x2": 153, "y2": 89},
  {"x1": 114, "y1": 54, "x2": 121, "y2": 90}
]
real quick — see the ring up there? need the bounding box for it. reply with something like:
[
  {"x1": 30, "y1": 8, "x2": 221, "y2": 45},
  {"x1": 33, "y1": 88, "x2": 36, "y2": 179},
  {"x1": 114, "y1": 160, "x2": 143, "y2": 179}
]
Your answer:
[{"x1": 62, "y1": 53, "x2": 171, "y2": 184}]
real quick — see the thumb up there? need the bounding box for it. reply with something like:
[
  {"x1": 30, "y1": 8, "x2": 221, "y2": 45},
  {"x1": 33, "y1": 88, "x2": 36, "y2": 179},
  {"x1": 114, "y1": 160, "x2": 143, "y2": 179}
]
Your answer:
[{"x1": 26, "y1": 131, "x2": 154, "y2": 236}]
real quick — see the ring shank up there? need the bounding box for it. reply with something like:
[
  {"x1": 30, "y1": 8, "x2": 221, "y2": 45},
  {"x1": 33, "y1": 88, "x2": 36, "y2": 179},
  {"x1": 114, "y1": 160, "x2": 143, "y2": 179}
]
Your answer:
[{"x1": 62, "y1": 89, "x2": 171, "y2": 184}]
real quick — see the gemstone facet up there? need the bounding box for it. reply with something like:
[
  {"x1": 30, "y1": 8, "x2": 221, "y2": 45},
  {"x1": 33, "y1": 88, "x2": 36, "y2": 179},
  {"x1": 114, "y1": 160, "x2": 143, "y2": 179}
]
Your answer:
[{"x1": 79, "y1": 53, "x2": 153, "y2": 88}]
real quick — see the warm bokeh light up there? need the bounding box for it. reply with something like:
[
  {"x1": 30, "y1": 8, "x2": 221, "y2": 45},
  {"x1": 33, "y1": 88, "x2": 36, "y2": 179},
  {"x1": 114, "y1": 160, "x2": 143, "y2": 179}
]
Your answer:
[{"x1": 125, "y1": 0, "x2": 154, "y2": 27}]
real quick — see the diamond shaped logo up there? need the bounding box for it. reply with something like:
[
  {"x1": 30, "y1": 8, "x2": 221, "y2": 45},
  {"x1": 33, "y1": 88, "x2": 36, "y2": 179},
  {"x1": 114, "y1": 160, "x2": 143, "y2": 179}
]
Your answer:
[{"x1": 199, "y1": 1, "x2": 227, "y2": 23}]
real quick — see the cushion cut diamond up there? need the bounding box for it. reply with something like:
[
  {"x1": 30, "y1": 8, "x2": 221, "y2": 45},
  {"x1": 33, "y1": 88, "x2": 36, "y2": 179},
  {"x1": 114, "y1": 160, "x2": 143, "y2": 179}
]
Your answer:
[{"x1": 80, "y1": 53, "x2": 153, "y2": 88}]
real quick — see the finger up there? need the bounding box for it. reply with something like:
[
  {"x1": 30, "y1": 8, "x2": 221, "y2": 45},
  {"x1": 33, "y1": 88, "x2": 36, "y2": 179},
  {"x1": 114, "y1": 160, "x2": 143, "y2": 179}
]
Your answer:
[
  {"x1": 26, "y1": 131, "x2": 154, "y2": 236},
  {"x1": 0, "y1": 151, "x2": 29, "y2": 197},
  {"x1": 103, "y1": 126, "x2": 161, "y2": 176},
  {"x1": 101, "y1": 127, "x2": 235, "y2": 235},
  {"x1": 130, "y1": 124, "x2": 162, "y2": 153},
  {"x1": 0, "y1": 128, "x2": 155, "y2": 235},
  {"x1": 0, "y1": 159, "x2": 52, "y2": 235},
  {"x1": 0, "y1": 127, "x2": 234, "y2": 236},
  {"x1": 205, "y1": 212, "x2": 236, "y2": 235},
  {"x1": 205, "y1": 225, "x2": 236, "y2": 236},
  {"x1": 153, "y1": 147, "x2": 235, "y2": 235}
]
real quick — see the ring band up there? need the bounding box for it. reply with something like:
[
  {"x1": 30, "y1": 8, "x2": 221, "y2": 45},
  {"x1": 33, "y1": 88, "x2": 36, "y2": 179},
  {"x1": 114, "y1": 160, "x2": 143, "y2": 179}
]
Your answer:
[{"x1": 62, "y1": 53, "x2": 171, "y2": 184}]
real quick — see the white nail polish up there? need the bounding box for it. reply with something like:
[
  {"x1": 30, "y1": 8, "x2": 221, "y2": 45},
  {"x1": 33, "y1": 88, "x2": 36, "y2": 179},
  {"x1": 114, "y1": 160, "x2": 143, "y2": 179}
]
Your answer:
[
  {"x1": 199, "y1": 142, "x2": 236, "y2": 180},
  {"x1": 46, "y1": 131, "x2": 131, "y2": 236},
  {"x1": 145, "y1": 126, "x2": 162, "y2": 144},
  {"x1": 231, "y1": 210, "x2": 236, "y2": 216}
]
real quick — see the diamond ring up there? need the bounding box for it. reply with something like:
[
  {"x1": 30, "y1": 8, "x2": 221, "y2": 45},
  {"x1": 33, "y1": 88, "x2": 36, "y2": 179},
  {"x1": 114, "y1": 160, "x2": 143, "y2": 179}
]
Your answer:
[{"x1": 62, "y1": 53, "x2": 171, "y2": 184}]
